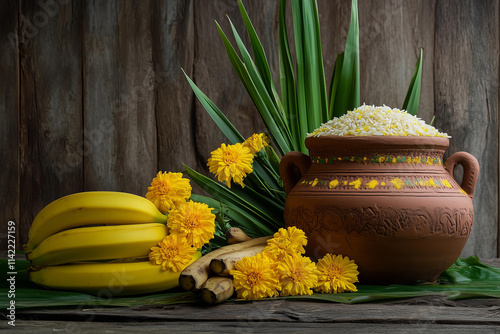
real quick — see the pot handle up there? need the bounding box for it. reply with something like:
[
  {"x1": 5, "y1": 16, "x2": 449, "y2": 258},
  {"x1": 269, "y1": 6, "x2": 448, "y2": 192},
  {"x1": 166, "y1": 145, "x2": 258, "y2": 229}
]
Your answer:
[
  {"x1": 444, "y1": 152, "x2": 479, "y2": 199},
  {"x1": 279, "y1": 151, "x2": 312, "y2": 194}
]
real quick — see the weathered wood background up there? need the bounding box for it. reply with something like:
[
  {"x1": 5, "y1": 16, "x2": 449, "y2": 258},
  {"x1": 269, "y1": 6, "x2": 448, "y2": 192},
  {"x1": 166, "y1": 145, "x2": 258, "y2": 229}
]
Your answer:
[{"x1": 1, "y1": 0, "x2": 499, "y2": 257}]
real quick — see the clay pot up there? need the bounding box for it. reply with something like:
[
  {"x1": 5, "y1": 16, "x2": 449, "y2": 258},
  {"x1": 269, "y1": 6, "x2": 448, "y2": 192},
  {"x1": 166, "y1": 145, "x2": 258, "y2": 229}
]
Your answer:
[{"x1": 280, "y1": 136, "x2": 479, "y2": 284}]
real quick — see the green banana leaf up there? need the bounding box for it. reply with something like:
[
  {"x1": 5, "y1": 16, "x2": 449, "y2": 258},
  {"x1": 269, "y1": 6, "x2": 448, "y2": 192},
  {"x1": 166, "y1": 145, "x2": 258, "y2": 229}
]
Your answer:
[
  {"x1": 3, "y1": 256, "x2": 498, "y2": 310},
  {"x1": 215, "y1": 19, "x2": 293, "y2": 156},
  {"x1": 278, "y1": 0, "x2": 300, "y2": 151},
  {"x1": 402, "y1": 48, "x2": 423, "y2": 115},
  {"x1": 331, "y1": 0, "x2": 360, "y2": 118}
]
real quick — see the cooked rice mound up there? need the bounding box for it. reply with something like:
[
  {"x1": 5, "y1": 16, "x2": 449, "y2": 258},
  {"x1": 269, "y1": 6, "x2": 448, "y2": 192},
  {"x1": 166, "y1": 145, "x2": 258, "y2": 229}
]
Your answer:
[{"x1": 308, "y1": 104, "x2": 450, "y2": 138}]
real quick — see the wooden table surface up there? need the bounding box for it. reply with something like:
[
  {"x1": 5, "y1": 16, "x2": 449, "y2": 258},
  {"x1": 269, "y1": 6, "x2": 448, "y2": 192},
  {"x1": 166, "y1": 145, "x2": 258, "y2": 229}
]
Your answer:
[{"x1": 8, "y1": 258, "x2": 500, "y2": 333}]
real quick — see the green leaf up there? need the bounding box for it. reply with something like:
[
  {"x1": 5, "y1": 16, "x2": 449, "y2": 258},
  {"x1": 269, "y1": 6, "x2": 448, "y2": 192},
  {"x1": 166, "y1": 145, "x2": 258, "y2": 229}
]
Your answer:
[
  {"x1": 183, "y1": 70, "x2": 244, "y2": 144},
  {"x1": 402, "y1": 48, "x2": 423, "y2": 115},
  {"x1": 291, "y1": 0, "x2": 328, "y2": 144},
  {"x1": 292, "y1": 0, "x2": 310, "y2": 152},
  {"x1": 311, "y1": 0, "x2": 329, "y2": 124},
  {"x1": 226, "y1": 18, "x2": 294, "y2": 151},
  {"x1": 6, "y1": 256, "x2": 499, "y2": 309},
  {"x1": 184, "y1": 165, "x2": 282, "y2": 231},
  {"x1": 216, "y1": 22, "x2": 292, "y2": 155},
  {"x1": 438, "y1": 255, "x2": 500, "y2": 284},
  {"x1": 296, "y1": 0, "x2": 324, "y2": 131},
  {"x1": 278, "y1": 0, "x2": 300, "y2": 151},
  {"x1": 328, "y1": 52, "x2": 344, "y2": 119},
  {"x1": 332, "y1": 0, "x2": 360, "y2": 117},
  {"x1": 191, "y1": 194, "x2": 274, "y2": 237},
  {"x1": 237, "y1": 0, "x2": 282, "y2": 115},
  {"x1": 265, "y1": 145, "x2": 282, "y2": 175}
]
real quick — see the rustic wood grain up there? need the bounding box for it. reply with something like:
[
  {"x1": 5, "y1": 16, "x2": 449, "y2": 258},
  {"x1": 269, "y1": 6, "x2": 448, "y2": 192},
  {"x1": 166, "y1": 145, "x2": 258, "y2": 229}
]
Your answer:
[
  {"x1": 18, "y1": 0, "x2": 83, "y2": 248},
  {"x1": 0, "y1": 0, "x2": 19, "y2": 250},
  {"x1": 14, "y1": 321, "x2": 500, "y2": 333},
  {"x1": 1, "y1": 0, "x2": 499, "y2": 256},
  {"x1": 358, "y1": 0, "x2": 436, "y2": 123},
  {"x1": 151, "y1": 0, "x2": 198, "y2": 175},
  {"x1": 16, "y1": 301, "x2": 500, "y2": 324},
  {"x1": 434, "y1": 0, "x2": 500, "y2": 258},
  {"x1": 82, "y1": 0, "x2": 156, "y2": 195},
  {"x1": 10, "y1": 258, "x2": 500, "y2": 330}
]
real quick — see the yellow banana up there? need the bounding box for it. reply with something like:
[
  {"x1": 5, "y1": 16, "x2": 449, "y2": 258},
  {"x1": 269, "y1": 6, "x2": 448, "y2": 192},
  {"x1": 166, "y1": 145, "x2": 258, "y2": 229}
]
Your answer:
[
  {"x1": 26, "y1": 223, "x2": 168, "y2": 266},
  {"x1": 24, "y1": 191, "x2": 167, "y2": 252},
  {"x1": 28, "y1": 251, "x2": 201, "y2": 296}
]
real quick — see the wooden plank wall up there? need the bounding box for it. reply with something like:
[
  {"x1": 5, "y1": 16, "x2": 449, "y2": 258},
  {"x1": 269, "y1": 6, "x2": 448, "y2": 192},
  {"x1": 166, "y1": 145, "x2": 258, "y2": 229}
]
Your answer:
[{"x1": 1, "y1": 0, "x2": 498, "y2": 257}]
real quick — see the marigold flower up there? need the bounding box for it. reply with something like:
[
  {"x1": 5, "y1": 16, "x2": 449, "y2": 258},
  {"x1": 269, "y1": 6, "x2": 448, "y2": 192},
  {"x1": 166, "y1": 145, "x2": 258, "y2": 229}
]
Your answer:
[
  {"x1": 263, "y1": 226, "x2": 307, "y2": 261},
  {"x1": 243, "y1": 133, "x2": 270, "y2": 155},
  {"x1": 167, "y1": 200, "x2": 215, "y2": 249},
  {"x1": 149, "y1": 234, "x2": 196, "y2": 272},
  {"x1": 146, "y1": 171, "x2": 192, "y2": 214},
  {"x1": 230, "y1": 252, "x2": 279, "y2": 300},
  {"x1": 278, "y1": 254, "x2": 319, "y2": 296},
  {"x1": 207, "y1": 143, "x2": 253, "y2": 188},
  {"x1": 314, "y1": 254, "x2": 359, "y2": 293}
]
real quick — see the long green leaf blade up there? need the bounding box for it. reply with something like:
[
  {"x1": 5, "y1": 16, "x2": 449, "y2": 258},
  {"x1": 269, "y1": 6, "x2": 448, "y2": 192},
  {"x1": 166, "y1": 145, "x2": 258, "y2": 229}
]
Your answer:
[
  {"x1": 311, "y1": 0, "x2": 328, "y2": 123},
  {"x1": 402, "y1": 48, "x2": 423, "y2": 116},
  {"x1": 184, "y1": 165, "x2": 282, "y2": 229},
  {"x1": 183, "y1": 70, "x2": 244, "y2": 144},
  {"x1": 237, "y1": 0, "x2": 282, "y2": 114},
  {"x1": 292, "y1": 0, "x2": 309, "y2": 152},
  {"x1": 332, "y1": 0, "x2": 360, "y2": 117},
  {"x1": 300, "y1": 0, "x2": 321, "y2": 132},
  {"x1": 216, "y1": 22, "x2": 292, "y2": 155},
  {"x1": 190, "y1": 194, "x2": 272, "y2": 237},
  {"x1": 227, "y1": 18, "x2": 293, "y2": 150},
  {"x1": 328, "y1": 52, "x2": 344, "y2": 119},
  {"x1": 279, "y1": 0, "x2": 300, "y2": 151}
]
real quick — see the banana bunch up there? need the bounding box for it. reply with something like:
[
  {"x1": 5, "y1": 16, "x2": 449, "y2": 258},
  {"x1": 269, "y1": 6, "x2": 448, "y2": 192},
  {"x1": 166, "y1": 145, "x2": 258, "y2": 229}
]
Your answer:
[
  {"x1": 179, "y1": 227, "x2": 271, "y2": 304},
  {"x1": 26, "y1": 191, "x2": 200, "y2": 296}
]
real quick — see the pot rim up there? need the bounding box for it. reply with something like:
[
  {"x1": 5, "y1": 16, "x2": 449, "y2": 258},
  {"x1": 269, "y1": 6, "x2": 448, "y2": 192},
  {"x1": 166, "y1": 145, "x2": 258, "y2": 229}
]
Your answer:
[{"x1": 305, "y1": 135, "x2": 449, "y2": 150}]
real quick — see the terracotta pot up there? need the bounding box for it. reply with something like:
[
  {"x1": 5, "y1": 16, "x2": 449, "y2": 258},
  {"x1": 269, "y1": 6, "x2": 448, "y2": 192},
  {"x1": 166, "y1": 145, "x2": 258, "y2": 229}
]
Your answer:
[{"x1": 280, "y1": 136, "x2": 479, "y2": 284}]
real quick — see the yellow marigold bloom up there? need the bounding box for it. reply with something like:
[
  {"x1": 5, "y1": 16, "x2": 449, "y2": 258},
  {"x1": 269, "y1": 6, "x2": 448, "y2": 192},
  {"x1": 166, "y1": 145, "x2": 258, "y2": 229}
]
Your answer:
[
  {"x1": 263, "y1": 226, "x2": 307, "y2": 262},
  {"x1": 278, "y1": 254, "x2": 319, "y2": 296},
  {"x1": 149, "y1": 234, "x2": 196, "y2": 272},
  {"x1": 243, "y1": 133, "x2": 270, "y2": 155},
  {"x1": 207, "y1": 143, "x2": 253, "y2": 188},
  {"x1": 146, "y1": 171, "x2": 192, "y2": 214},
  {"x1": 315, "y1": 254, "x2": 359, "y2": 293},
  {"x1": 230, "y1": 252, "x2": 279, "y2": 300},
  {"x1": 167, "y1": 200, "x2": 215, "y2": 248}
]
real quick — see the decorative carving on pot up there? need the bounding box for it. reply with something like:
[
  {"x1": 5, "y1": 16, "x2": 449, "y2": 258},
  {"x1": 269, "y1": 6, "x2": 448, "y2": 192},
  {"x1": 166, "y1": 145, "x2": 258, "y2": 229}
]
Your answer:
[{"x1": 279, "y1": 136, "x2": 479, "y2": 284}]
